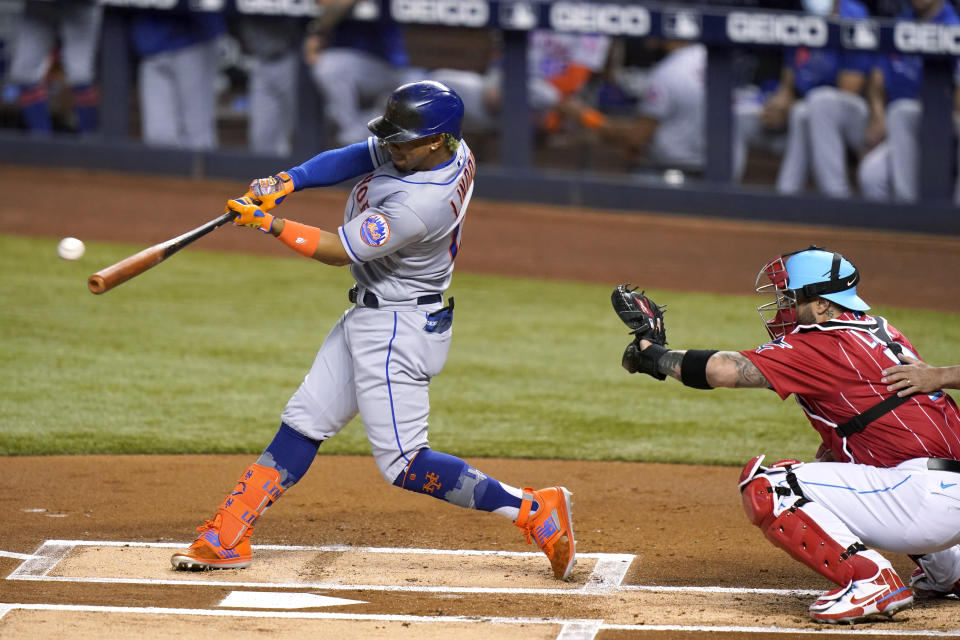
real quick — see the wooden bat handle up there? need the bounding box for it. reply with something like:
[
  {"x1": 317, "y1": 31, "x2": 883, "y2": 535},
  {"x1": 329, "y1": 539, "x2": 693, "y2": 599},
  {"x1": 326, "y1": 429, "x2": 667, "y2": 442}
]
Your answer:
[{"x1": 88, "y1": 211, "x2": 237, "y2": 295}]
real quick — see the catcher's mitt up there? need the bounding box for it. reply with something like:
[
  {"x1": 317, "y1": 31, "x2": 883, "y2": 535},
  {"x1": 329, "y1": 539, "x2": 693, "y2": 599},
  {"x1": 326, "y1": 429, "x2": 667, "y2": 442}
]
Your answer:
[{"x1": 611, "y1": 285, "x2": 666, "y2": 345}]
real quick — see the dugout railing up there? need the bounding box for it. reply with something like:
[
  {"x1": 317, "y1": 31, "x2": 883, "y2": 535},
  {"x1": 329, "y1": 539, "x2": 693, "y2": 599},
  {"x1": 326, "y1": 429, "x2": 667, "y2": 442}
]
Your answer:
[{"x1": 0, "y1": 0, "x2": 957, "y2": 234}]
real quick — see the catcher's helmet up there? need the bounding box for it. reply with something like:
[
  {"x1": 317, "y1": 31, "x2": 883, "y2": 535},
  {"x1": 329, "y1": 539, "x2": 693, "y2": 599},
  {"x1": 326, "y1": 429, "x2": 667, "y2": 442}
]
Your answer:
[
  {"x1": 755, "y1": 246, "x2": 869, "y2": 339},
  {"x1": 367, "y1": 80, "x2": 464, "y2": 143}
]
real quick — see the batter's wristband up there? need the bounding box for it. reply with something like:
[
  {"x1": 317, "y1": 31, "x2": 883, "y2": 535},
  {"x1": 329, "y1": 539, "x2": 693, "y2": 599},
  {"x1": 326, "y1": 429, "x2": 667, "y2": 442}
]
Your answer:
[
  {"x1": 277, "y1": 219, "x2": 323, "y2": 258},
  {"x1": 579, "y1": 108, "x2": 607, "y2": 130},
  {"x1": 680, "y1": 349, "x2": 718, "y2": 389}
]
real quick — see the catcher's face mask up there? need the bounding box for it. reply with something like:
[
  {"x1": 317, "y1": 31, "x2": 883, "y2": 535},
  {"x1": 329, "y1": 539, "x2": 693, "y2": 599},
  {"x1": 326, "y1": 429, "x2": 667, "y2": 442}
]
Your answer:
[
  {"x1": 755, "y1": 246, "x2": 870, "y2": 340},
  {"x1": 755, "y1": 254, "x2": 798, "y2": 340}
]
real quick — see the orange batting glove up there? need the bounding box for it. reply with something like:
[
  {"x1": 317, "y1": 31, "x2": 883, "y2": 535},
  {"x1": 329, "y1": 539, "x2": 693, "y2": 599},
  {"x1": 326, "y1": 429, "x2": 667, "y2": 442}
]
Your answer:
[
  {"x1": 226, "y1": 196, "x2": 276, "y2": 234},
  {"x1": 244, "y1": 171, "x2": 295, "y2": 212}
]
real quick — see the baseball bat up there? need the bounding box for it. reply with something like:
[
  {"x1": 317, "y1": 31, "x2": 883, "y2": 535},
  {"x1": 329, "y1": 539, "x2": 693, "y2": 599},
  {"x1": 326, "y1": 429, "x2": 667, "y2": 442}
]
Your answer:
[{"x1": 87, "y1": 211, "x2": 238, "y2": 294}]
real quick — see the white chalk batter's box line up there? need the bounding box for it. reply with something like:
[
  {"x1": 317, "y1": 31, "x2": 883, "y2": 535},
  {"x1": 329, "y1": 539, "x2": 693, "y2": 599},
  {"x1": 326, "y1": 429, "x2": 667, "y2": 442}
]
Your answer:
[
  {"x1": 3, "y1": 542, "x2": 959, "y2": 638},
  {"x1": 6, "y1": 539, "x2": 825, "y2": 597},
  {"x1": 0, "y1": 605, "x2": 958, "y2": 639}
]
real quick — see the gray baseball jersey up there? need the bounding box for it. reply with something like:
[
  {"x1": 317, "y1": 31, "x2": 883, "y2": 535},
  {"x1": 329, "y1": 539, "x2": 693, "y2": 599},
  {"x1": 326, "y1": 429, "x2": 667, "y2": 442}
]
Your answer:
[
  {"x1": 282, "y1": 137, "x2": 476, "y2": 482},
  {"x1": 338, "y1": 137, "x2": 475, "y2": 303}
]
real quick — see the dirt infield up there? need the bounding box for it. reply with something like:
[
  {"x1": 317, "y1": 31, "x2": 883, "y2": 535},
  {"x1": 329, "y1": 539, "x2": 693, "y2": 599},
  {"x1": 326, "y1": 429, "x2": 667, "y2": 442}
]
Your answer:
[{"x1": 3, "y1": 166, "x2": 960, "y2": 638}]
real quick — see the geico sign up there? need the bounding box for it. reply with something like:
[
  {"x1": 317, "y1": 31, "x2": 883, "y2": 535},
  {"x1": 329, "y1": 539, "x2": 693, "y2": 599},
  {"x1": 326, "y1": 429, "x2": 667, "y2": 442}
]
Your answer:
[
  {"x1": 236, "y1": 0, "x2": 319, "y2": 15},
  {"x1": 894, "y1": 22, "x2": 960, "y2": 55},
  {"x1": 391, "y1": 0, "x2": 489, "y2": 27},
  {"x1": 727, "y1": 12, "x2": 828, "y2": 46},
  {"x1": 549, "y1": 2, "x2": 651, "y2": 36}
]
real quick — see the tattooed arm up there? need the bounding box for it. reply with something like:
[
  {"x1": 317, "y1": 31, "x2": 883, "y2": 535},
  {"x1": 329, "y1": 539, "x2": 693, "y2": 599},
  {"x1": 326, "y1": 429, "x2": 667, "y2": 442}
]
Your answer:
[
  {"x1": 646, "y1": 346, "x2": 769, "y2": 388},
  {"x1": 704, "y1": 351, "x2": 770, "y2": 388}
]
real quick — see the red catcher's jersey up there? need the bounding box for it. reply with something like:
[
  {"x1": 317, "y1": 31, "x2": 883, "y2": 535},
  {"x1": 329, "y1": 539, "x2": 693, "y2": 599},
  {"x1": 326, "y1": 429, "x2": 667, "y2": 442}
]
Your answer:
[{"x1": 741, "y1": 312, "x2": 960, "y2": 467}]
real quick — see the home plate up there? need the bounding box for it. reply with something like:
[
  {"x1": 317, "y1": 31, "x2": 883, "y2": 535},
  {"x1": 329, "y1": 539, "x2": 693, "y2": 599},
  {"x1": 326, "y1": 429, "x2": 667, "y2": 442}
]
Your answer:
[{"x1": 218, "y1": 591, "x2": 366, "y2": 609}]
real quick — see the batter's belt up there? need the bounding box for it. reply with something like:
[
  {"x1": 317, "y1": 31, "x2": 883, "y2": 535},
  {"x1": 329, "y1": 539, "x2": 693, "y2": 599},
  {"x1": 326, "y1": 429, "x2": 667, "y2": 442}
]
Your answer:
[{"x1": 348, "y1": 285, "x2": 442, "y2": 309}]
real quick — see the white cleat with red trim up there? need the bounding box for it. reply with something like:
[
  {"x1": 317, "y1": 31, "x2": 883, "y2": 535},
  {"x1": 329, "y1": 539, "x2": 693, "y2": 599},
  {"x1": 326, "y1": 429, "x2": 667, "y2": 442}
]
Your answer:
[{"x1": 809, "y1": 568, "x2": 913, "y2": 624}]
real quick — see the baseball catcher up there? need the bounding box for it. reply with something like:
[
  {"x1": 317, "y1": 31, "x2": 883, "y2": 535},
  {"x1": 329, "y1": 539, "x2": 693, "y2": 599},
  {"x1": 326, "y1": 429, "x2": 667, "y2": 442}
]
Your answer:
[{"x1": 612, "y1": 246, "x2": 960, "y2": 624}]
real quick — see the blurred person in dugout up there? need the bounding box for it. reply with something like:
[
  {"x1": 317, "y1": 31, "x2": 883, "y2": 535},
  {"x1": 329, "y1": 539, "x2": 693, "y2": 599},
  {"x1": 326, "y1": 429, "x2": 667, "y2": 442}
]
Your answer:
[
  {"x1": 562, "y1": 38, "x2": 706, "y2": 180},
  {"x1": 427, "y1": 29, "x2": 612, "y2": 136},
  {"x1": 857, "y1": 0, "x2": 960, "y2": 204},
  {"x1": 7, "y1": 0, "x2": 103, "y2": 135},
  {"x1": 235, "y1": 15, "x2": 304, "y2": 156},
  {"x1": 303, "y1": 0, "x2": 410, "y2": 147},
  {"x1": 733, "y1": 0, "x2": 873, "y2": 196},
  {"x1": 130, "y1": 9, "x2": 226, "y2": 150}
]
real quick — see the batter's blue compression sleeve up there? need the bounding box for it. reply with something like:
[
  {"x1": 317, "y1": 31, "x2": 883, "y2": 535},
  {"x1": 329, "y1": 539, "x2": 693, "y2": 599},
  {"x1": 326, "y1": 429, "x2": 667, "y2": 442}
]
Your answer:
[
  {"x1": 257, "y1": 422, "x2": 322, "y2": 489},
  {"x1": 393, "y1": 449, "x2": 524, "y2": 513},
  {"x1": 285, "y1": 142, "x2": 374, "y2": 190}
]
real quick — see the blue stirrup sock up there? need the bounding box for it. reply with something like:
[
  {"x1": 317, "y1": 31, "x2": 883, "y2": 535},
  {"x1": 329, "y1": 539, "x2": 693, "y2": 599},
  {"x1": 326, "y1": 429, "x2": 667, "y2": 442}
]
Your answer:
[
  {"x1": 257, "y1": 422, "x2": 322, "y2": 489},
  {"x1": 71, "y1": 84, "x2": 98, "y2": 133},
  {"x1": 393, "y1": 449, "x2": 534, "y2": 520},
  {"x1": 18, "y1": 83, "x2": 52, "y2": 133}
]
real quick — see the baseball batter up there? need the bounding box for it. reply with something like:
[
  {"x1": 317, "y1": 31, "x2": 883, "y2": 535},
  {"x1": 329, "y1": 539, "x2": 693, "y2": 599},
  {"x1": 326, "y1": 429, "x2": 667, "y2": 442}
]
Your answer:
[
  {"x1": 616, "y1": 247, "x2": 960, "y2": 624},
  {"x1": 8, "y1": 0, "x2": 102, "y2": 134},
  {"x1": 170, "y1": 81, "x2": 576, "y2": 582}
]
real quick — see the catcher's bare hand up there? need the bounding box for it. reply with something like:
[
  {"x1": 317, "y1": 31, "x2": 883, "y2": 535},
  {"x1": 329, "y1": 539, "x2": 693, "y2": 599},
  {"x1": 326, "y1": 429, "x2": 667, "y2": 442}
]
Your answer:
[
  {"x1": 882, "y1": 355, "x2": 950, "y2": 396},
  {"x1": 611, "y1": 284, "x2": 666, "y2": 345}
]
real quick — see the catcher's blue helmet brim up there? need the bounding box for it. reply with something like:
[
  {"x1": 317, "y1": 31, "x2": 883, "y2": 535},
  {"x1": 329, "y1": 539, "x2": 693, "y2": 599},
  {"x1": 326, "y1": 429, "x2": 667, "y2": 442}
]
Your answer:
[{"x1": 820, "y1": 289, "x2": 870, "y2": 311}]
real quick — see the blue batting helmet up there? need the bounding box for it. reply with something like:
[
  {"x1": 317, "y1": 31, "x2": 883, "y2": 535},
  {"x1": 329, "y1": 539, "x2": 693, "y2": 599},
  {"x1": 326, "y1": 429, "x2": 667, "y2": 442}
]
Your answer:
[{"x1": 367, "y1": 80, "x2": 464, "y2": 143}]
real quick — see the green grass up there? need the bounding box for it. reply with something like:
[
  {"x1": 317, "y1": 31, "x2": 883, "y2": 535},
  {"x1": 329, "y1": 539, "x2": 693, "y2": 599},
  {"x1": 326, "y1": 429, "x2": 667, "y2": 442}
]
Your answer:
[{"x1": 2, "y1": 234, "x2": 959, "y2": 464}]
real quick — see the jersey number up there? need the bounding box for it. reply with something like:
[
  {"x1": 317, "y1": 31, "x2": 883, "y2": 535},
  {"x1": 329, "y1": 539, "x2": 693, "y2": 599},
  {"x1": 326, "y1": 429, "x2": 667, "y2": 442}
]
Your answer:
[{"x1": 448, "y1": 223, "x2": 462, "y2": 261}]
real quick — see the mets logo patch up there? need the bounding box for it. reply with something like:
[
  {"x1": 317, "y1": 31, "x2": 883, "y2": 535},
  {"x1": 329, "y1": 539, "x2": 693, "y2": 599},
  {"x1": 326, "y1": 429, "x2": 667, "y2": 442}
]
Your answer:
[{"x1": 360, "y1": 213, "x2": 390, "y2": 247}]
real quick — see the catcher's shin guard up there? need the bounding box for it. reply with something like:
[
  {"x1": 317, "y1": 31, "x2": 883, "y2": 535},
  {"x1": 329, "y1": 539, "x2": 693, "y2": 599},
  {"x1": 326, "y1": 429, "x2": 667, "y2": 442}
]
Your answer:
[
  {"x1": 171, "y1": 463, "x2": 284, "y2": 570},
  {"x1": 741, "y1": 473, "x2": 880, "y2": 587}
]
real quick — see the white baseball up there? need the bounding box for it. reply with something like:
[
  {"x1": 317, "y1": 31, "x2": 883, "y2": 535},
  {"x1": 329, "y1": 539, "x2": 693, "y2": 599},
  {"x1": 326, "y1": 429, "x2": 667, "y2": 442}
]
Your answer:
[{"x1": 57, "y1": 237, "x2": 85, "y2": 261}]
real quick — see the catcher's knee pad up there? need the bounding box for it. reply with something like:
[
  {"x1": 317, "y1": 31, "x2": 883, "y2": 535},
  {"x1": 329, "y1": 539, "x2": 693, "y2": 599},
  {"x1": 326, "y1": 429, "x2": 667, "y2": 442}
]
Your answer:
[
  {"x1": 738, "y1": 455, "x2": 802, "y2": 527},
  {"x1": 216, "y1": 463, "x2": 285, "y2": 549},
  {"x1": 740, "y1": 467, "x2": 879, "y2": 587}
]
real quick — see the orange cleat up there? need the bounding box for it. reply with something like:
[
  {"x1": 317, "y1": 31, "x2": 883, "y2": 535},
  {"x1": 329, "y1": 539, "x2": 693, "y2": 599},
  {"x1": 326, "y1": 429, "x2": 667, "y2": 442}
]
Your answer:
[
  {"x1": 170, "y1": 463, "x2": 283, "y2": 571},
  {"x1": 515, "y1": 486, "x2": 576, "y2": 581},
  {"x1": 170, "y1": 514, "x2": 252, "y2": 570}
]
